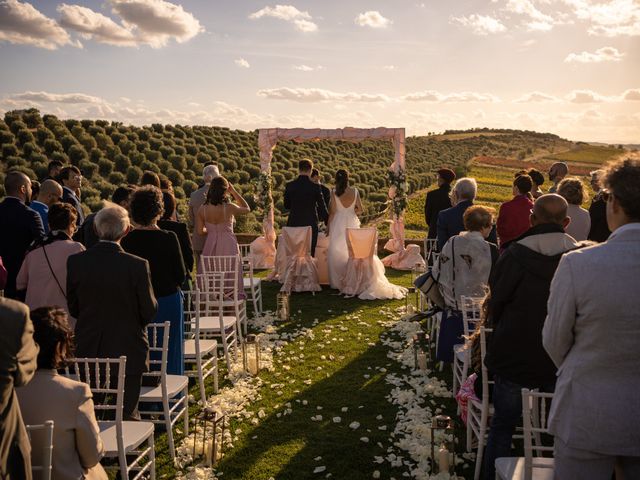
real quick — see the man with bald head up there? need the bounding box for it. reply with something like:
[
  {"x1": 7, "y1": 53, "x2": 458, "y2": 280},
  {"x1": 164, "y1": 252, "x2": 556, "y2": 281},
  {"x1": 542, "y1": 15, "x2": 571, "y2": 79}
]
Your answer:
[
  {"x1": 481, "y1": 194, "x2": 583, "y2": 479},
  {"x1": 0, "y1": 171, "x2": 45, "y2": 299},
  {"x1": 548, "y1": 162, "x2": 568, "y2": 193},
  {"x1": 29, "y1": 179, "x2": 63, "y2": 234}
]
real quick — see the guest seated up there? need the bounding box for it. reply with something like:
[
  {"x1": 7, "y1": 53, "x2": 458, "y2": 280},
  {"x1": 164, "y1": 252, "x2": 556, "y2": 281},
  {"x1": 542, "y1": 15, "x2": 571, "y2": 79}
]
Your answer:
[
  {"x1": 544, "y1": 159, "x2": 640, "y2": 479},
  {"x1": 496, "y1": 174, "x2": 534, "y2": 250},
  {"x1": 121, "y1": 186, "x2": 186, "y2": 376},
  {"x1": 557, "y1": 177, "x2": 590, "y2": 241},
  {"x1": 17, "y1": 307, "x2": 108, "y2": 480},
  {"x1": 433, "y1": 205, "x2": 498, "y2": 363},
  {"x1": 482, "y1": 194, "x2": 582, "y2": 479},
  {"x1": 16, "y1": 203, "x2": 85, "y2": 326}
]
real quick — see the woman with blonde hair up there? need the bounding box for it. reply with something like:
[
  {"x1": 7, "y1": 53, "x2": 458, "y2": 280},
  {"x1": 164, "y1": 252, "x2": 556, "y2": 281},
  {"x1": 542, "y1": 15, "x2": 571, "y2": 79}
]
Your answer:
[{"x1": 557, "y1": 177, "x2": 591, "y2": 241}]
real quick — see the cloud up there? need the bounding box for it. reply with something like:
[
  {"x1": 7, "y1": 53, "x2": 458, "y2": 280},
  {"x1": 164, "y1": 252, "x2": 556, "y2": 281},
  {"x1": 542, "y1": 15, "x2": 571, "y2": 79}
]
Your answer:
[
  {"x1": 10, "y1": 91, "x2": 105, "y2": 104},
  {"x1": 56, "y1": 0, "x2": 203, "y2": 48},
  {"x1": 0, "y1": 0, "x2": 78, "y2": 49},
  {"x1": 450, "y1": 14, "x2": 506, "y2": 35},
  {"x1": 383, "y1": 65, "x2": 397, "y2": 71},
  {"x1": 292, "y1": 64, "x2": 323, "y2": 71},
  {"x1": 58, "y1": 3, "x2": 136, "y2": 46},
  {"x1": 354, "y1": 11, "x2": 392, "y2": 28},
  {"x1": 110, "y1": 0, "x2": 203, "y2": 47},
  {"x1": 514, "y1": 91, "x2": 561, "y2": 103},
  {"x1": 234, "y1": 58, "x2": 250, "y2": 68},
  {"x1": 566, "y1": 89, "x2": 610, "y2": 103},
  {"x1": 249, "y1": 4, "x2": 318, "y2": 32},
  {"x1": 564, "y1": 46, "x2": 624, "y2": 63},
  {"x1": 256, "y1": 87, "x2": 391, "y2": 103},
  {"x1": 505, "y1": 0, "x2": 559, "y2": 31},
  {"x1": 403, "y1": 90, "x2": 500, "y2": 102},
  {"x1": 622, "y1": 89, "x2": 640, "y2": 101},
  {"x1": 564, "y1": 0, "x2": 640, "y2": 37}
]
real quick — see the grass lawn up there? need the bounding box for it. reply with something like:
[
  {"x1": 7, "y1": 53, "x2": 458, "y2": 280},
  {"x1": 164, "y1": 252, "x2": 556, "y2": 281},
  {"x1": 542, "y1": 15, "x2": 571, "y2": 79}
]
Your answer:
[{"x1": 151, "y1": 271, "x2": 472, "y2": 480}]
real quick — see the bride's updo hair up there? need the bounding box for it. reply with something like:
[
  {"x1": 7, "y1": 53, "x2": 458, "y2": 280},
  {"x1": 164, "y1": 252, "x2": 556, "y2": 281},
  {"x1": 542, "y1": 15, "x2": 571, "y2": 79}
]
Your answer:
[
  {"x1": 335, "y1": 169, "x2": 349, "y2": 197},
  {"x1": 206, "y1": 176, "x2": 230, "y2": 205}
]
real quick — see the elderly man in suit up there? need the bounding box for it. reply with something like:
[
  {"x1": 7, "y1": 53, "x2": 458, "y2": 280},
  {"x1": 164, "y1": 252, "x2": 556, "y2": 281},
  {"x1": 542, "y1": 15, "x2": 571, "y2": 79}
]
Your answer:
[
  {"x1": 436, "y1": 177, "x2": 496, "y2": 251},
  {"x1": 0, "y1": 171, "x2": 46, "y2": 300},
  {"x1": 544, "y1": 158, "x2": 640, "y2": 479},
  {"x1": 188, "y1": 164, "x2": 220, "y2": 263},
  {"x1": 284, "y1": 159, "x2": 327, "y2": 256},
  {"x1": 0, "y1": 297, "x2": 39, "y2": 480},
  {"x1": 67, "y1": 203, "x2": 157, "y2": 420}
]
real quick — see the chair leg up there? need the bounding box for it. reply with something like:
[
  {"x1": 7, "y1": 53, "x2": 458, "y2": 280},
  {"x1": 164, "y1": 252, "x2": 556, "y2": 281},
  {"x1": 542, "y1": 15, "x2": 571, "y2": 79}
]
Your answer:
[
  {"x1": 183, "y1": 386, "x2": 189, "y2": 436},
  {"x1": 257, "y1": 286, "x2": 263, "y2": 314},
  {"x1": 198, "y1": 361, "x2": 206, "y2": 402},
  {"x1": 149, "y1": 433, "x2": 156, "y2": 480},
  {"x1": 251, "y1": 288, "x2": 259, "y2": 317},
  {"x1": 163, "y1": 395, "x2": 175, "y2": 460},
  {"x1": 213, "y1": 356, "x2": 219, "y2": 394},
  {"x1": 474, "y1": 414, "x2": 488, "y2": 480},
  {"x1": 467, "y1": 412, "x2": 474, "y2": 452}
]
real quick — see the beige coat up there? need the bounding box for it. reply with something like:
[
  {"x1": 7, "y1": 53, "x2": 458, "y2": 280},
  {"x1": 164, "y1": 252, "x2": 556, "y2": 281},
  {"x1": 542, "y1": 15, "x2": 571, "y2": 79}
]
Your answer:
[{"x1": 17, "y1": 370, "x2": 107, "y2": 480}]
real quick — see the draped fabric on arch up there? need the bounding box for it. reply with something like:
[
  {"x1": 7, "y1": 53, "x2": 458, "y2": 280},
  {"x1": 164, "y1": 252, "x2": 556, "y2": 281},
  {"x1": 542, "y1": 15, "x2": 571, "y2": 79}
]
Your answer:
[{"x1": 250, "y1": 127, "x2": 409, "y2": 272}]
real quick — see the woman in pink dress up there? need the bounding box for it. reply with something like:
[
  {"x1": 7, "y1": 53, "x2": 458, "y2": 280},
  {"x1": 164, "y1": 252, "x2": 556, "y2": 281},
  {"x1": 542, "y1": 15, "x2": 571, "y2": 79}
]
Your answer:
[{"x1": 196, "y1": 177, "x2": 250, "y2": 298}]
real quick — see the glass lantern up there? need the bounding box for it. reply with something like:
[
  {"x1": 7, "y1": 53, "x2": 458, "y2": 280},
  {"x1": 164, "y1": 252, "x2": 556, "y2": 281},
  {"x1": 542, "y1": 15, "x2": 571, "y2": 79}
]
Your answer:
[
  {"x1": 277, "y1": 292, "x2": 290, "y2": 321},
  {"x1": 405, "y1": 287, "x2": 417, "y2": 315},
  {"x1": 242, "y1": 334, "x2": 261, "y2": 375},
  {"x1": 412, "y1": 331, "x2": 430, "y2": 371},
  {"x1": 430, "y1": 415, "x2": 456, "y2": 476},
  {"x1": 192, "y1": 408, "x2": 226, "y2": 467}
]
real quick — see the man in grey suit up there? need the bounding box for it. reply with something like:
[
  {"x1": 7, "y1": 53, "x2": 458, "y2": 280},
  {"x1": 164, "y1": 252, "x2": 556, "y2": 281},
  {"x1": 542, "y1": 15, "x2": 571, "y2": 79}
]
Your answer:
[
  {"x1": 544, "y1": 158, "x2": 640, "y2": 479},
  {"x1": 0, "y1": 298, "x2": 38, "y2": 480},
  {"x1": 188, "y1": 164, "x2": 220, "y2": 262},
  {"x1": 67, "y1": 204, "x2": 157, "y2": 421}
]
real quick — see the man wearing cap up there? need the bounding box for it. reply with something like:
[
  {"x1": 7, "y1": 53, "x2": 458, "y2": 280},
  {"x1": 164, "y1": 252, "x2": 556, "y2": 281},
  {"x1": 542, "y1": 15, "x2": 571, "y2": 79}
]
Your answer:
[{"x1": 424, "y1": 168, "x2": 455, "y2": 240}]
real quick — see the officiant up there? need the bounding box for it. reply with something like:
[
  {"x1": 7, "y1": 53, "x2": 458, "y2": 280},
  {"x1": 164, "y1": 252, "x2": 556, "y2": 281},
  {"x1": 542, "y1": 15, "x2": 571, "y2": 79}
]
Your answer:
[
  {"x1": 284, "y1": 159, "x2": 327, "y2": 256},
  {"x1": 311, "y1": 168, "x2": 331, "y2": 229}
]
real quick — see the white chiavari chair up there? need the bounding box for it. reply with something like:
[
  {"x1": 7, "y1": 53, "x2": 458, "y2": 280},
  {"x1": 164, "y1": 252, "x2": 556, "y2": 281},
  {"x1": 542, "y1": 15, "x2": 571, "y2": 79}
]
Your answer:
[{"x1": 25, "y1": 421, "x2": 54, "y2": 480}]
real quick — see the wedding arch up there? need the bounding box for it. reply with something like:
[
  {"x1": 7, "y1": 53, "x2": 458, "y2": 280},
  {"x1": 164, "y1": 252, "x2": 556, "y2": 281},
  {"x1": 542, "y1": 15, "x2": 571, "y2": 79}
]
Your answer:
[{"x1": 250, "y1": 127, "x2": 410, "y2": 269}]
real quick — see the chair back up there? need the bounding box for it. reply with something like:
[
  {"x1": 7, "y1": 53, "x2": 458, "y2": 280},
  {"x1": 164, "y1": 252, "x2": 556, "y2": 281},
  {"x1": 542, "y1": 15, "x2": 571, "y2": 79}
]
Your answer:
[
  {"x1": 282, "y1": 226, "x2": 312, "y2": 257},
  {"x1": 479, "y1": 327, "x2": 494, "y2": 410},
  {"x1": 431, "y1": 252, "x2": 440, "y2": 265},
  {"x1": 146, "y1": 322, "x2": 171, "y2": 381},
  {"x1": 346, "y1": 228, "x2": 377, "y2": 259},
  {"x1": 196, "y1": 272, "x2": 226, "y2": 317},
  {"x1": 423, "y1": 238, "x2": 437, "y2": 262},
  {"x1": 522, "y1": 389, "x2": 555, "y2": 480},
  {"x1": 200, "y1": 255, "x2": 241, "y2": 302},
  {"x1": 238, "y1": 244, "x2": 251, "y2": 260},
  {"x1": 64, "y1": 356, "x2": 126, "y2": 423},
  {"x1": 461, "y1": 295, "x2": 484, "y2": 338},
  {"x1": 26, "y1": 421, "x2": 54, "y2": 480}
]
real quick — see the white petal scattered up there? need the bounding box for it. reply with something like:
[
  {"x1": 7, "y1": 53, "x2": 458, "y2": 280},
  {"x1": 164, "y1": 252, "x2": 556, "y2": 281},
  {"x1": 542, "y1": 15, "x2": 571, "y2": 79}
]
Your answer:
[
  {"x1": 313, "y1": 466, "x2": 326, "y2": 474},
  {"x1": 349, "y1": 421, "x2": 360, "y2": 430}
]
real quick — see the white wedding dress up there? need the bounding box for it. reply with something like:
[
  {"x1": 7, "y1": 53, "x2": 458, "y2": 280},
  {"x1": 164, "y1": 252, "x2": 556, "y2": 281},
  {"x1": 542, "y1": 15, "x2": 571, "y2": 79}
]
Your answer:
[{"x1": 328, "y1": 189, "x2": 407, "y2": 300}]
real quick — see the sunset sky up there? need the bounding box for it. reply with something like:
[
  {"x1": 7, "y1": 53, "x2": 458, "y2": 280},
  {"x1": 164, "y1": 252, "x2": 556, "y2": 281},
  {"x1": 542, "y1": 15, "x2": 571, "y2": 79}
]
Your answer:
[{"x1": 0, "y1": 0, "x2": 638, "y2": 143}]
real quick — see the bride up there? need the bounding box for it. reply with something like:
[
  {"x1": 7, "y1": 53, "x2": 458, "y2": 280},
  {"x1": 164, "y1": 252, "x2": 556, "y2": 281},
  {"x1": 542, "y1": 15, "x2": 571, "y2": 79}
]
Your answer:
[{"x1": 327, "y1": 169, "x2": 406, "y2": 300}]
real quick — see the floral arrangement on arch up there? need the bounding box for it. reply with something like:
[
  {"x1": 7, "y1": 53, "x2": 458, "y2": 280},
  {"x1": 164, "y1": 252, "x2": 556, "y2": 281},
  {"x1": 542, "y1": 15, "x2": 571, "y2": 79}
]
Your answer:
[
  {"x1": 387, "y1": 168, "x2": 408, "y2": 218},
  {"x1": 252, "y1": 171, "x2": 273, "y2": 215}
]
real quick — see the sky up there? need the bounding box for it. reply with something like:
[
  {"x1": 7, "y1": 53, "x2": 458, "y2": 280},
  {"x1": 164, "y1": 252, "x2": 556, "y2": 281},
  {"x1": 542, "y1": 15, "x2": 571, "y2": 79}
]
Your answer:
[{"x1": 0, "y1": 0, "x2": 638, "y2": 143}]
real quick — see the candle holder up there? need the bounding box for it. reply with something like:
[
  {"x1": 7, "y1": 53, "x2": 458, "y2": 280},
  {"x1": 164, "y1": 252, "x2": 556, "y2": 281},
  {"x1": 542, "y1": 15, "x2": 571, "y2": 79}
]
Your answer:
[
  {"x1": 192, "y1": 408, "x2": 226, "y2": 467},
  {"x1": 242, "y1": 334, "x2": 261, "y2": 375},
  {"x1": 430, "y1": 415, "x2": 456, "y2": 475},
  {"x1": 405, "y1": 288, "x2": 416, "y2": 315},
  {"x1": 412, "y1": 331, "x2": 430, "y2": 370},
  {"x1": 277, "y1": 292, "x2": 290, "y2": 322}
]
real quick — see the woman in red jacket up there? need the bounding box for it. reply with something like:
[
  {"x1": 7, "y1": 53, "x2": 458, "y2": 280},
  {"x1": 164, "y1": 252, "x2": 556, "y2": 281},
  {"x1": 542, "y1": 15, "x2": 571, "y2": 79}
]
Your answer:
[{"x1": 497, "y1": 174, "x2": 534, "y2": 251}]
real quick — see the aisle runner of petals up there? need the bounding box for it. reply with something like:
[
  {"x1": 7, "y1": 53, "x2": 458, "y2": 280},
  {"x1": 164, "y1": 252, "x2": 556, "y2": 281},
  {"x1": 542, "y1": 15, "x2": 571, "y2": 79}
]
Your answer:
[{"x1": 378, "y1": 307, "x2": 472, "y2": 479}]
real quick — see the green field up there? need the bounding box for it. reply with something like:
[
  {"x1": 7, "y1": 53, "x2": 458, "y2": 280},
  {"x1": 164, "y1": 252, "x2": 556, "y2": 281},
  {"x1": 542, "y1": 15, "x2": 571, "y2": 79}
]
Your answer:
[{"x1": 544, "y1": 143, "x2": 623, "y2": 165}]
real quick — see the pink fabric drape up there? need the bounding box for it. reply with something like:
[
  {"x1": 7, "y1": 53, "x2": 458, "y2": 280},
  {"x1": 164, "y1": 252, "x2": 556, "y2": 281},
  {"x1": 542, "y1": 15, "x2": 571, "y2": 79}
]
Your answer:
[{"x1": 257, "y1": 127, "x2": 407, "y2": 272}]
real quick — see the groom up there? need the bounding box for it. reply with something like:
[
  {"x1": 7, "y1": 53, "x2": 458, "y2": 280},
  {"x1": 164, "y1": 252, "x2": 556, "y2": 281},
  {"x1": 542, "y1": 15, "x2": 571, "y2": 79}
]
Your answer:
[{"x1": 284, "y1": 159, "x2": 327, "y2": 256}]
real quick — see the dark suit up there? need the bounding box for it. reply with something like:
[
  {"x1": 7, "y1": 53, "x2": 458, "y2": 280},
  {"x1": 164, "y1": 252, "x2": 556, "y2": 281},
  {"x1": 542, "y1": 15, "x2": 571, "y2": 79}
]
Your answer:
[
  {"x1": 62, "y1": 187, "x2": 85, "y2": 226},
  {"x1": 74, "y1": 212, "x2": 99, "y2": 248},
  {"x1": 0, "y1": 197, "x2": 46, "y2": 299},
  {"x1": 284, "y1": 176, "x2": 327, "y2": 255},
  {"x1": 587, "y1": 194, "x2": 611, "y2": 243},
  {"x1": 317, "y1": 184, "x2": 331, "y2": 227},
  {"x1": 437, "y1": 200, "x2": 497, "y2": 251},
  {"x1": 67, "y1": 242, "x2": 157, "y2": 418},
  {"x1": 158, "y1": 219, "x2": 195, "y2": 274},
  {"x1": 0, "y1": 298, "x2": 38, "y2": 480},
  {"x1": 424, "y1": 184, "x2": 452, "y2": 239}
]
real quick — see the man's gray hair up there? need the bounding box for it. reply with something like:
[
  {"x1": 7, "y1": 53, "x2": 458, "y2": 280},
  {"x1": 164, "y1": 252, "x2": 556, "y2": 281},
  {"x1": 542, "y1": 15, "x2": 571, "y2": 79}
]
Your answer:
[
  {"x1": 203, "y1": 164, "x2": 220, "y2": 183},
  {"x1": 95, "y1": 203, "x2": 130, "y2": 241},
  {"x1": 453, "y1": 177, "x2": 478, "y2": 201}
]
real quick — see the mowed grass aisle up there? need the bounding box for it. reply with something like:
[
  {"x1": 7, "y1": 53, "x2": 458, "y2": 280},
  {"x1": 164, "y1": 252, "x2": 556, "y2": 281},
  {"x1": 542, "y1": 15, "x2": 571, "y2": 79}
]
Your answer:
[{"x1": 156, "y1": 270, "x2": 467, "y2": 480}]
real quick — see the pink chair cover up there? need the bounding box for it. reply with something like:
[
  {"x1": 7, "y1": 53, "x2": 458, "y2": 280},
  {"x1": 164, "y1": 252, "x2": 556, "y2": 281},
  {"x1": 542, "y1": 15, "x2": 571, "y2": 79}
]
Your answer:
[
  {"x1": 341, "y1": 228, "x2": 378, "y2": 297},
  {"x1": 249, "y1": 235, "x2": 275, "y2": 269},
  {"x1": 314, "y1": 233, "x2": 330, "y2": 285},
  {"x1": 280, "y1": 227, "x2": 321, "y2": 293},
  {"x1": 381, "y1": 243, "x2": 425, "y2": 270}
]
